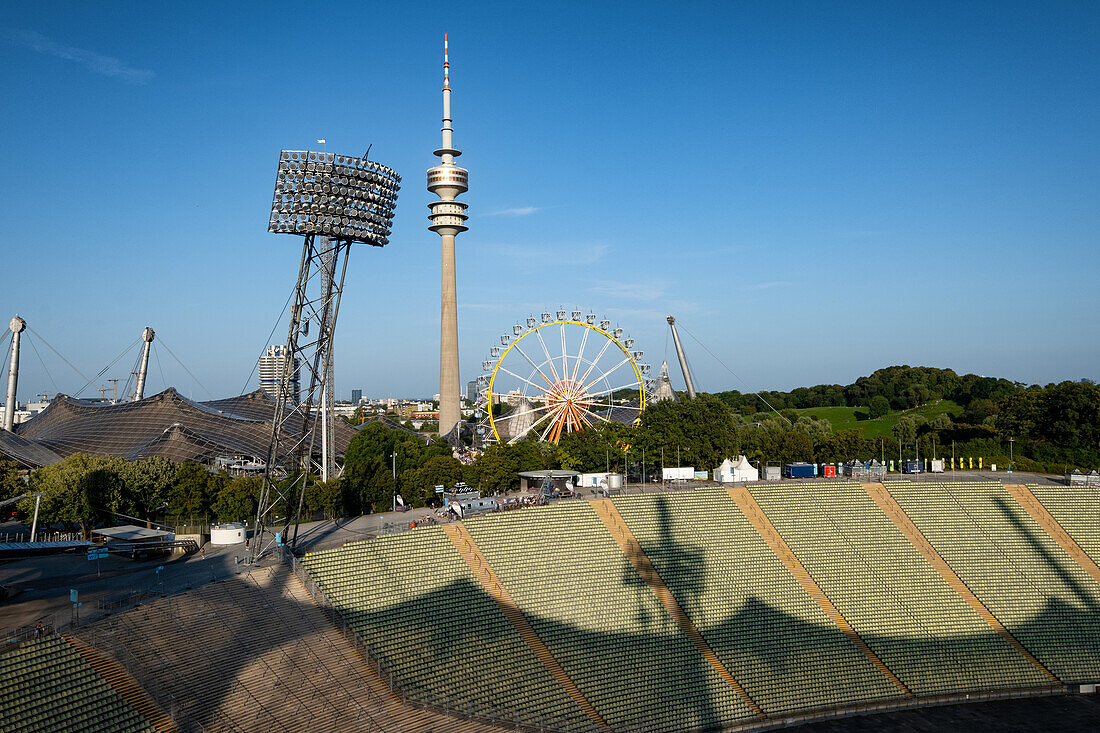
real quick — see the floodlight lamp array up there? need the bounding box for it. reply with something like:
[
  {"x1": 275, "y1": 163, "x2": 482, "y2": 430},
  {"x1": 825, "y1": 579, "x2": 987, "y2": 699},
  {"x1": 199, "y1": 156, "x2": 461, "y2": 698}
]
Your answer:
[{"x1": 268, "y1": 150, "x2": 402, "y2": 246}]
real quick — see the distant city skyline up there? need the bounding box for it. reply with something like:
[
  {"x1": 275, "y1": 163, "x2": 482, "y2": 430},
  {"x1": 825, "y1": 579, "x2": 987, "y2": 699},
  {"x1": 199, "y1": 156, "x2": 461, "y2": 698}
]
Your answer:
[{"x1": 1, "y1": 2, "x2": 1098, "y2": 405}]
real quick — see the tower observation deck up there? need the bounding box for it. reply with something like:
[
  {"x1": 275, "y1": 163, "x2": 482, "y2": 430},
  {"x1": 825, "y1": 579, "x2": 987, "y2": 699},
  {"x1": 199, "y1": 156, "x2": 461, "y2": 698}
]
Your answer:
[{"x1": 428, "y1": 33, "x2": 468, "y2": 440}]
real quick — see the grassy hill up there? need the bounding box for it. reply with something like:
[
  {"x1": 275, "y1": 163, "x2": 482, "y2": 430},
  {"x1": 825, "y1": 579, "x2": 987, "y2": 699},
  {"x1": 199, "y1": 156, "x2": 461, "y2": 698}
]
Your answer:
[{"x1": 794, "y1": 400, "x2": 963, "y2": 439}]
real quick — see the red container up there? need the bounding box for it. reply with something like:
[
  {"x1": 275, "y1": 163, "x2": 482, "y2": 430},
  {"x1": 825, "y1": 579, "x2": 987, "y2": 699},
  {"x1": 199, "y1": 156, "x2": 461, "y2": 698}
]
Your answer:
[{"x1": 822, "y1": 464, "x2": 836, "y2": 478}]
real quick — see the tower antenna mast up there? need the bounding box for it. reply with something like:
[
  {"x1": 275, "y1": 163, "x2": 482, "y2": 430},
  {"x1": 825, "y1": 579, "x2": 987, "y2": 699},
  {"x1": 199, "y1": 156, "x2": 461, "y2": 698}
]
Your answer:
[{"x1": 428, "y1": 32, "x2": 469, "y2": 443}]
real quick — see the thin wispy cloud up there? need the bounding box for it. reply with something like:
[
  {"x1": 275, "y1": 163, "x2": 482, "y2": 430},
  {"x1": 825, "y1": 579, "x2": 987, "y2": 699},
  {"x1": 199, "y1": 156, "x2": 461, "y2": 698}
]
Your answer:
[
  {"x1": 589, "y1": 279, "x2": 669, "y2": 301},
  {"x1": 5, "y1": 29, "x2": 154, "y2": 84},
  {"x1": 485, "y1": 206, "x2": 541, "y2": 217},
  {"x1": 748, "y1": 280, "x2": 791, "y2": 291}
]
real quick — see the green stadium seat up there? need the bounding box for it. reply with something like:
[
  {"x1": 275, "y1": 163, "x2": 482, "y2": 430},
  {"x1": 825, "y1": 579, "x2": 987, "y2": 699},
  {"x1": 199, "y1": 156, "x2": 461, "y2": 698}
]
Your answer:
[{"x1": 750, "y1": 481, "x2": 1053, "y2": 696}]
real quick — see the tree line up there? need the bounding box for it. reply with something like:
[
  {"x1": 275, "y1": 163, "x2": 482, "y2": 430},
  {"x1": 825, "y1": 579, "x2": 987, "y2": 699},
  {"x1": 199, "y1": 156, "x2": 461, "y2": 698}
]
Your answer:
[{"x1": 2, "y1": 366, "x2": 1096, "y2": 530}]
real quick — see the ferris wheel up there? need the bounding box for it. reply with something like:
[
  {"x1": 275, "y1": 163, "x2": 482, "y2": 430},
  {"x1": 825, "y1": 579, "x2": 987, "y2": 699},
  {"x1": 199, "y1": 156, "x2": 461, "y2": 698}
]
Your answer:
[{"x1": 478, "y1": 310, "x2": 650, "y2": 444}]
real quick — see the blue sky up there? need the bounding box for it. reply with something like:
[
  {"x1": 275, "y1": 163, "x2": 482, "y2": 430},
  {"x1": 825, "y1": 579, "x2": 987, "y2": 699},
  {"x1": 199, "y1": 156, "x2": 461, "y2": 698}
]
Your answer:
[{"x1": 1, "y1": 2, "x2": 1097, "y2": 403}]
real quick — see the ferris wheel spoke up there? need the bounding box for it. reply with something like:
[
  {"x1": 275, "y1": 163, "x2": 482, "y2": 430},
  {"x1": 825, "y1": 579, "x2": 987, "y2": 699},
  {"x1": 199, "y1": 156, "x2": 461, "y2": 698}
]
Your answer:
[
  {"x1": 539, "y1": 403, "x2": 568, "y2": 442},
  {"x1": 570, "y1": 326, "x2": 590, "y2": 382},
  {"x1": 496, "y1": 364, "x2": 555, "y2": 396},
  {"x1": 576, "y1": 338, "x2": 613, "y2": 387},
  {"x1": 500, "y1": 402, "x2": 553, "y2": 424},
  {"x1": 586, "y1": 379, "x2": 646, "y2": 399},
  {"x1": 594, "y1": 352, "x2": 637, "y2": 381},
  {"x1": 584, "y1": 356, "x2": 633, "y2": 392},
  {"x1": 534, "y1": 329, "x2": 562, "y2": 383},
  {"x1": 512, "y1": 343, "x2": 555, "y2": 387},
  {"x1": 577, "y1": 403, "x2": 614, "y2": 424},
  {"x1": 510, "y1": 407, "x2": 556, "y2": 444},
  {"x1": 569, "y1": 403, "x2": 593, "y2": 429},
  {"x1": 561, "y1": 322, "x2": 572, "y2": 381},
  {"x1": 551, "y1": 403, "x2": 572, "y2": 438}
]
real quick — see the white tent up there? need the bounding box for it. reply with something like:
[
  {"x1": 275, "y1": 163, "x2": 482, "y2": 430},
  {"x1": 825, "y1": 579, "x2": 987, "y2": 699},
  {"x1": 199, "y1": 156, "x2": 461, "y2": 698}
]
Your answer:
[{"x1": 713, "y1": 455, "x2": 759, "y2": 483}]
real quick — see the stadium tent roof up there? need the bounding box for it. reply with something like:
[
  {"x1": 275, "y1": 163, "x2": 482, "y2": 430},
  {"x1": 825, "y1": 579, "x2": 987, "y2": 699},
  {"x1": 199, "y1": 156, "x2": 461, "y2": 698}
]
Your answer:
[
  {"x1": 202, "y1": 389, "x2": 361, "y2": 449},
  {"x1": 649, "y1": 361, "x2": 679, "y2": 403},
  {"x1": 359, "y1": 414, "x2": 430, "y2": 441},
  {"x1": 14, "y1": 388, "x2": 354, "y2": 468},
  {"x1": 93, "y1": 524, "x2": 174, "y2": 541},
  {"x1": 0, "y1": 429, "x2": 62, "y2": 469}
]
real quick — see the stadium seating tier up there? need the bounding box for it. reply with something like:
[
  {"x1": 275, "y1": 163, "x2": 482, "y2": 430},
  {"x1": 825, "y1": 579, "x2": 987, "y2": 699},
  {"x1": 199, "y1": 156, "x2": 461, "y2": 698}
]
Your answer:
[
  {"x1": 749, "y1": 481, "x2": 1052, "y2": 696},
  {"x1": 0, "y1": 635, "x2": 154, "y2": 733},
  {"x1": 885, "y1": 480, "x2": 1100, "y2": 684},
  {"x1": 611, "y1": 489, "x2": 906, "y2": 715}
]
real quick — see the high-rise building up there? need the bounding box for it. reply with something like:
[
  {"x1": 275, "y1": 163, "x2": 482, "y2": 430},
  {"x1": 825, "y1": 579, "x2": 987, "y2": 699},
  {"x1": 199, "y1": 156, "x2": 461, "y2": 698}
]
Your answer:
[
  {"x1": 465, "y1": 379, "x2": 478, "y2": 403},
  {"x1": 258, "y1": 345, "x2": 300, "y2": 404},
  {"x1": 351, "y1": 389, "x2": 362, "y2": 404},
  {"x1": 427, "y1": 34, "x2": 468, "y2": 440}
]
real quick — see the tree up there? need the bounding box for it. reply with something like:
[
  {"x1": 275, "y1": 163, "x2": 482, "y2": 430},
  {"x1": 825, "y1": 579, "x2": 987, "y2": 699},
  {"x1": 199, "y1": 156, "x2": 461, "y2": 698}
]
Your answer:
[
  {"x1": 306, "y1": 479, "x2": 343, "y2": 519},
  {"x1": 0, "y1": 459, "x2": 25, "y2": 507},
  {"x1": 23, "y1": 453, "x2": 119, "y2": 538},
  {"x1": 792, "y1": 416, "x2": 832, "y2": 438},
  {"x1": 931, "y1": 412, "x2": 952, "y2": 431},
  {"x1": 467, "y1": 443, "x2": 521, "y2": 494},
  {"x1": 557, "y1": 428, "x2": 612, "y2": 472},
  {"x1": 635, "y1": 394, "x2": 737, "y2": 470},
  {"x1": 403, "y1": 456, "x2": 464, "y2": 506},
  {"x1": 891, "y1": 416, "x2": 918, "y2": 446},
  {"x1": 211, "y1": 476, "x2": 260, "y2": 522},
  {"x1": 117, "y1": 457, "x2": 177, "y2": 526},
  {"x1": 167, "y1": 463, "x2": 215, "y2": 520},
  {"x1": 868, "y1": 396, "x2": 890, "y2": 419},
  {"x1": 815, "y1": 429, "x2": 875, "y2": 463}
]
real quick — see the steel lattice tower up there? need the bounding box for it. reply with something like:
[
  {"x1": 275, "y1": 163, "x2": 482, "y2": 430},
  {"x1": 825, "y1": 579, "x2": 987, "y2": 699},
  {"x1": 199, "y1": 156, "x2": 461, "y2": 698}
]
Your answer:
[{"x1": 250, "y1": 150, "x2": 401, "y2": 562}]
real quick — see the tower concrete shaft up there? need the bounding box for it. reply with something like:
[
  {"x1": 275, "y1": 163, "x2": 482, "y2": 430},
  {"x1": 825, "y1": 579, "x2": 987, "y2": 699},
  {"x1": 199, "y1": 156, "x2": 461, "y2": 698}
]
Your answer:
[
  {"x1": 133, "y1": 326, "x2": 155, "y2": 401},
  {"x1": 427, "y1": 33, "x2": 469, "y2": 439},
  {"x1": 666, "y1": 316, "x2": 697, "y2": 400},
  {"x1": 4, "y1": 317, "x2": 26, "y2": 431}
]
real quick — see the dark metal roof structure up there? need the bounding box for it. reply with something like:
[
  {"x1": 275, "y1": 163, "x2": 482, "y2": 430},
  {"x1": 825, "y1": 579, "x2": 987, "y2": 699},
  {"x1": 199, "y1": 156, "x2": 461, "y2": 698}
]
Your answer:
[
  {"x1": 359, "y1": 414, "x2": 430, "y2": 442},
  {"x1": 0, "y1": 429, "x2": 62, "y2": 469},
  {"x1": 13, "y1": 388, "x2": 355, "y2": 468}
]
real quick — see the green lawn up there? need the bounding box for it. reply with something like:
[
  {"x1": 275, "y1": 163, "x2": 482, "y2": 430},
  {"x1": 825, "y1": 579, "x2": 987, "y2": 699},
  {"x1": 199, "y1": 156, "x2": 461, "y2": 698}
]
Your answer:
[{"x1": 793, "y1": 400, "x2": 963, "y2": 439}]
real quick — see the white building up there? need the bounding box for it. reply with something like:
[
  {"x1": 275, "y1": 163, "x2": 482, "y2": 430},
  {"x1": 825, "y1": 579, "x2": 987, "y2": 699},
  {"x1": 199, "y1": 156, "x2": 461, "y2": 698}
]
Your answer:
[{"x1": 258, "y1": 345, "x2": 300, "y2": 403}]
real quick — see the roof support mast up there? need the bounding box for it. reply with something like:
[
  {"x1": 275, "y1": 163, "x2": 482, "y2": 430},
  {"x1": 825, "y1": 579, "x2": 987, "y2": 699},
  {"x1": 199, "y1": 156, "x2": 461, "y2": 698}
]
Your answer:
[
  {"x1": 133, "y1": 327, "x2": 155, "y2": 401},
  {"x1": 666, "y1": 316, "x2": 696, "y2": 400},
  {"x1": 4, "y1": 317, "x2": 26, "y2": 431}
]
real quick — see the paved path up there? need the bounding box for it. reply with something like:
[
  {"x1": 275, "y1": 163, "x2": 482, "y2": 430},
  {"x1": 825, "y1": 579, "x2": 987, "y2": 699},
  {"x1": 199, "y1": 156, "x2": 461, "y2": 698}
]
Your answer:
[{"x1": 0, "y1": 470, "x2": 1064, "y2": 634}]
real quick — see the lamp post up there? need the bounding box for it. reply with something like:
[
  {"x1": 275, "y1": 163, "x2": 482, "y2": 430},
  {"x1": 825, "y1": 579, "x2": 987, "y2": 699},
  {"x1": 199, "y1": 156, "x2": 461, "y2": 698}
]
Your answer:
[{"x1": 1008, "y1": 437, "x2": 1014, "y2": 474}]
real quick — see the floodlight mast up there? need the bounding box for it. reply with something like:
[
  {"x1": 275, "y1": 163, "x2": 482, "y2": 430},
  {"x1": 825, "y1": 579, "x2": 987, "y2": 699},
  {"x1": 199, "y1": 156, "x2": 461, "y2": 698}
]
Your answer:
[{"x1": 250, "y1": 150, "x2": 401, "y2": 564}]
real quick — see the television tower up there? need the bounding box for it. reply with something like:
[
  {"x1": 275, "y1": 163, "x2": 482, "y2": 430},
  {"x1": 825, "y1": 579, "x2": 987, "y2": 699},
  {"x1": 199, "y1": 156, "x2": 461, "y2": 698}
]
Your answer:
[{"x1": 427, "y1": 33, "x2": 469, "y2": 440}]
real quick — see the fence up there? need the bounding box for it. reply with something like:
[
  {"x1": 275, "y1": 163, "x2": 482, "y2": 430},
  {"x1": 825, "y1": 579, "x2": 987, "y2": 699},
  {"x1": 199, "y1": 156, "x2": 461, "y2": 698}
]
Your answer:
[
  {"x1": 2, "y1": 623, "x2": 54, "y2": 645},
  {"x1": 80, "y1": 619, "x2": 213, "y2": 733},
  {"x1": 0, "y1": 530, "x2": 83, "y2": 542}
]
